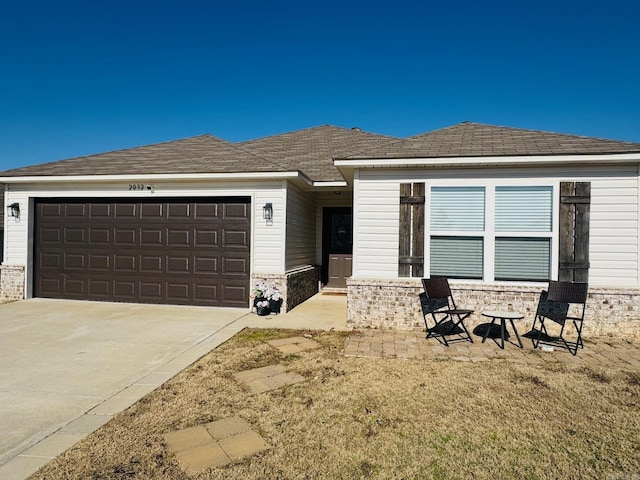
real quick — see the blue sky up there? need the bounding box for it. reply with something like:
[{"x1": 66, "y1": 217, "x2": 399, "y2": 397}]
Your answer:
[{"x1": 1, "y1": 0, "x2": 639, "y2": 171}]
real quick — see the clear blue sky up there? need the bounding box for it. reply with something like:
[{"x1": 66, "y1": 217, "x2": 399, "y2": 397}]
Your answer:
[{"x1": 1, "y1": 0, "x2": 639, "y2": 171}]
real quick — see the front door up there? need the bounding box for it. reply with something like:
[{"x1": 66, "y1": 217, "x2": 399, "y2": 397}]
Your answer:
[{"x1": 322, "y1": 207, "x2": 353, "y2": 288}]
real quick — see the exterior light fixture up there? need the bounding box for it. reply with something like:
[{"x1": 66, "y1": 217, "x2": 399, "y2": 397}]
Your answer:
[
  {"x1": 7, "y1": 202, "x2": 20, "y2": 218},
  {"x1": 263, "y1": 203, "x2": 273, "y2": 221}
]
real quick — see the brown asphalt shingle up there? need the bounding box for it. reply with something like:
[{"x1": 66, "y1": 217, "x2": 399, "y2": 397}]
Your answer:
[
  {"x1": 0, "y1": 134, "x2": 288, "y2": 177},
  {"x1": 239, "y1": 125, "x2": 398, "y2": 182},
  {"x1": 2, "y1": 122, "x2": 639, "y2": 181},
  {"x1": 343, "y1": 122, "x2": 640, "y2": 159}
]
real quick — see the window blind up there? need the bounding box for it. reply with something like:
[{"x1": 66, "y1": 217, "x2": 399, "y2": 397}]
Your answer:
[
  {"x1": 495, "y1": 237, "x2": 550, "y2": 281},
  {"x1": 495, "y1": 186, "x2": 552, "y2": 232},
  {"x1": 430, "y1": 236, "x2": 484, "y2": 279},
  {"x1": 430, "y1": 187, "x2": 485, "y2": 231}
]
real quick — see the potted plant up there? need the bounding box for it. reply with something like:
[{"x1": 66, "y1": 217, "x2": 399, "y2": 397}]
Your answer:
[{"x1": 251, "y1": 283, "x2": 283, "y2": 315}]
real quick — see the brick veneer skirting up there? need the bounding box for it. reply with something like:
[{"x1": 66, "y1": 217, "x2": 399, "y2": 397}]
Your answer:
[
  {"x1": 347, "y1": 278, "x2": 640, "y2": 337},
  {"x1": 252, "y1": 266, "x2": 319, "y2": 314},
  {"x1": 0, "y1": 264, "x2": 25, "y2": 304}
]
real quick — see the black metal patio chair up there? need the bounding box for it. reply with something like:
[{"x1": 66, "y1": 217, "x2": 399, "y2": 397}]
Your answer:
[
  {"x1": 529, "y1": 280, "x2": 588, "y2": 355},
  {"x1": 421, "y1": 278, "x2": 474, "y2": 346}
]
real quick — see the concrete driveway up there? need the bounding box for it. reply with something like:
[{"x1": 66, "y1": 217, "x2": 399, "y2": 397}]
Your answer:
[{"x1": 0, "y1": 298, "x2": 249, "y2": 477}]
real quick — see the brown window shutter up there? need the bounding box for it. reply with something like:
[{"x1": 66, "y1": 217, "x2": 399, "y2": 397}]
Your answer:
[
  {"x1": 559, "y1": 182, "x2": 590, "y2": 282},
  {"x1": 399, "y1": 183, "x2": 425, "y2": 277}
]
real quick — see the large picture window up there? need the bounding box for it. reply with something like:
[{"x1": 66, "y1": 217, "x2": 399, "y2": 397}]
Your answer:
[{"x1": 428, "y1": 185, "x2": 554, "y2": 282}]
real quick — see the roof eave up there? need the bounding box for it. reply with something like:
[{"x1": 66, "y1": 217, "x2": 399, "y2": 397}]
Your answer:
[
  {"x1": 334, "y1": 152, "x2": 640, "y2": 169},
  {"x1": 0, "y1": 170, "x2": 314, "y2": 186}
]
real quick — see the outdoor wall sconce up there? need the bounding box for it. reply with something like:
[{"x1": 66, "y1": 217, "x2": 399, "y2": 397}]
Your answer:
[
  {"x1": 263, "y1": 203, "x2": 273, "y2": 222},
  {"x1": 7, "y1": 202, "x2": 20, "y2": 218}
]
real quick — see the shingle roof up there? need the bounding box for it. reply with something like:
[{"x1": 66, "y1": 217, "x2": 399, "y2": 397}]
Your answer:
[
  {"x1": 239, "y1": 125, "x2": 398, "y2": 182},
  {"x1": 343, "y1": 122, "x2": 640, "y2": 159},
  {"x1": 0, "y1": 134, "x2": 287, "y2": 177}
]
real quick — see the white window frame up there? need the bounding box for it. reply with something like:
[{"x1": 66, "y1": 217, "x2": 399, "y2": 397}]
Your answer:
[{"x1": 425, "y1": 180, "x2": 559, "y2": 284}]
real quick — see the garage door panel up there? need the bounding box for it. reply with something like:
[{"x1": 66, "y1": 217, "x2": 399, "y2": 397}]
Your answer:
[
  {"x1": 114, "y1": 281, "x2": 136, "y2": 298},
  {"x1": 167, "y1": 256, "x2": 190, "y2": 273},
  {"x1": 34, "y1": 198, "x2": 250, "y2": 307},
  {"x1": 89, "y1": 228, "x2": 111, "y2": 244},
  {"x1": 223, "y1": 230, "x2": 248, "y2": 248},
  {"x1": 66, "y1": 204, "x2": 86, "y2": 217},
  {"x1": 40, "y1": 228, "x2": 61, "y2": 243},
  {"x1": 140, "y1": 282, "x2": 163, "y2": 300},
  {"x1": 224, "y1": 203, "x2": 249, "y2": 218},
  {"x1": 64, "y1": 253, "x2": 85, "y2": 269},
  {"x1": 141, "y1": 203, "x2": 163, "y2": 218},
  {"x1": 115, "y1": 229, "x2": 136, "y2": 245},
  {"x1": 89, "y1": 203, "x2": 111, "y2": 218},
  {"x1": 115, "y1": 204, "x2": 137, "y2": 218},
  {"x1": 89, "y1": 254, "x2": 110, "y2": 270},
  {"x1": 140, "y1": 229, "x2": 162, "y2": 246},
  {"x1": 63, "y1": 278, "x2": 86, "y2": 296},
  {"x1": 195, "y1": 230, "x2": 218, "y2": 246},
  {"x1": 89, "y1": 280, "x2": 110, "y2": 296},
  {"x1": 223, "y1": 257, "x2": 248, "y2": 275},
  {"x1": 223, "y1": 284, "x2": 249, "y2": 302},
  {"x1": 64, "y1": 228, "x2": 85, "y2": 244},
  {"x1": 195, "y1": 203, "x2": 218, "y2": 218},
  {"x1": 195, "y1": 257, "x2": 218, "y2": 274},
  {"x1": 167, "y1": 229, "x2": 190, "y2": 246}
]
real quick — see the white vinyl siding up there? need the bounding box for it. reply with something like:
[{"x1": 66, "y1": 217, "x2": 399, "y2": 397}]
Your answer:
[
  {"x1": 589, "y1": 174, "x2": 639, "y2": 285},
  {"x1": 285, "y1": 183, "x2": 317, "y2": 271},
  {"x1": 352, "y1": 172, "x2": 400, "y2": 278},
  {"x1": 354, "y1": 164, "x2": 640, "y2": 288}
]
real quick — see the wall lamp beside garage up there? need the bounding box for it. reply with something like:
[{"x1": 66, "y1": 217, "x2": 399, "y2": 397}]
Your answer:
[
  {"x1": 7, "y1": 202, "x2": 20, "y2": 218},
  {"x1": 263, "y1": 203, "x2": 273, "y2": 223}
]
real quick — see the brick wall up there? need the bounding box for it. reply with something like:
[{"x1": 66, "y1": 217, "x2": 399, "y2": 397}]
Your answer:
[
  {"x1": 347, "y1": 278, "x2": 640, "y2": 337},
  {"x1": 252, "y1": 266, "x2": 319, "y2": 314},
  {"x1": 0, "y1": 265, "x2": 25, "y2": 304}
]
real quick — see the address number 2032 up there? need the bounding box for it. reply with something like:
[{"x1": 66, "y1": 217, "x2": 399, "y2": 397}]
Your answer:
[{"x1": 128, "y1": 184, "x2": 146, "y2": 191}]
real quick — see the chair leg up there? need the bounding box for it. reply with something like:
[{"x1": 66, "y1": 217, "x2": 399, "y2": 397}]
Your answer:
[
  {"x1": 531, "y1": 316, "x2": 542, "y2": 349},
  {"x1": 455, "y1": 314, "x2": 474, "y2": 343}
]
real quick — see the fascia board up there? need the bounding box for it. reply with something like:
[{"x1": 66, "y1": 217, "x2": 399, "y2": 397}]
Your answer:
[
  {"x1": 0, "y1": 171, "x2": 313, "y2": 186},
  {"x1": 334, "y1": 153, "x2": 640, "y2": 168}
]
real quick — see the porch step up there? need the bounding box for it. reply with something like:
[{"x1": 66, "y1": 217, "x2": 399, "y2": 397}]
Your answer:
[{"x1": 321, "y1": 287, "x2": 347, "y2": 296}]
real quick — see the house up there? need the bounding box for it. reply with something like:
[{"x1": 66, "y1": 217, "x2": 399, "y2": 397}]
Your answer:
[
  {"x1": 0, "y1": 126, "x2": 396, "y2": 309},
  {"x1": 2, "y1": 122, "x2": 640, "y2": 335}
]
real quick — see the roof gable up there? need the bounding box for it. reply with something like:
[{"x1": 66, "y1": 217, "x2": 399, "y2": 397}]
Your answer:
[{"x1": 344, "y1": 122, "x2": 640, "y2": 159}]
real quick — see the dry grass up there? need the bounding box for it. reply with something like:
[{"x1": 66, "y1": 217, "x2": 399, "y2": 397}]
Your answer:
[{"x1": 32, "y1": 329, "x2": 640, "y2": 480}]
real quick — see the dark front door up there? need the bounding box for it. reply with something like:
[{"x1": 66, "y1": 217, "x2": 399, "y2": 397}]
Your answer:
[
  {"x1": 322, "y1": 207, "x2": 353, "y2": 288},
  {"x1": 33, "y1": 197, "x2": 251, "y2": 307}
]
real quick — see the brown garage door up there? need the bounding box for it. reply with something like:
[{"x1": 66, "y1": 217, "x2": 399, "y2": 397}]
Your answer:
[{"x1": 34, "y1": 197, "x2": 251, "y2": 307}]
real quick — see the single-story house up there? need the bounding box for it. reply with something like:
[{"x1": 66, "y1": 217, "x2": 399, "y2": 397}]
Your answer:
[{"x1": 2, "y1": 122, "x2": 640, "y2": 335}]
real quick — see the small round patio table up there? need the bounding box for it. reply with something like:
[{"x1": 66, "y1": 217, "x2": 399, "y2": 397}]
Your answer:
[{"x1": 481, "y1": 311, "x2": 525, "y2": 349}]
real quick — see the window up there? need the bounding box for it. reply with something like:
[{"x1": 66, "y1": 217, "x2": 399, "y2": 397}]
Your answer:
[
  {"x1": 494, "y1": 186, "x2": 552, "y2": 281},
  {"x1": 428, "y1": 185, "x2": 554, "y2": 282},
  {"x1": 429, "y1": 187, "x2": 485, "y2": 279}
]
